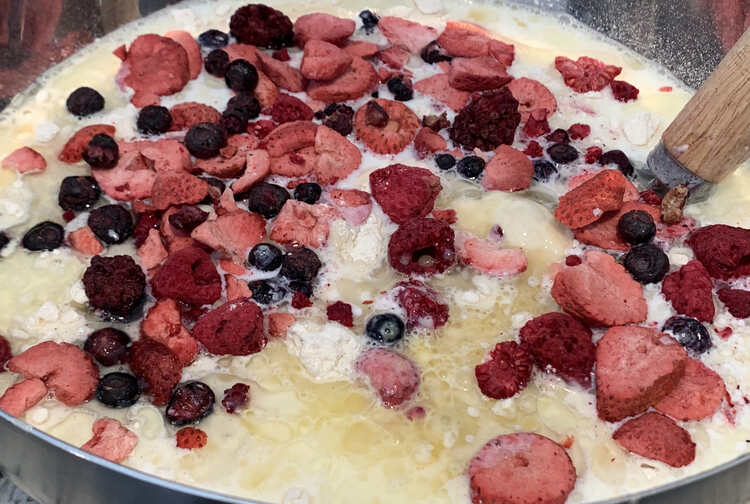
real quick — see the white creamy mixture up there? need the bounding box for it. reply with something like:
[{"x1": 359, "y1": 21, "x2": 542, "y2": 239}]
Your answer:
[{"x1": 1, "y1": 1, "x2": 750, "y2": 503}]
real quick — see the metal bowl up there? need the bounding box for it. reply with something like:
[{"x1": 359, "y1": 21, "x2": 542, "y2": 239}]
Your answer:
[{"x1": 0, "y1": 1, "x2": 747, "y2": 503}]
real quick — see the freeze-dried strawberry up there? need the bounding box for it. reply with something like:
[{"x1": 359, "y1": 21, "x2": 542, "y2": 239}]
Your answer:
[
  {"x1": 232, "y1": 149, "x2": 270, "y2": 194},
  {"x1": 151, "y1": 171, "x2": 209, "y2": 210},
  {"x1": 554, "y1": 55, "x2": 622, "y2": 93},
  {"x1": 2, "y1": 147, "x2": 46, "y2": 174},
  {"x1": 450, "y1": 88, "x2": 520, "y2": 151},
  {"x1": 129, "y1": 338, "x2": 182, "y2": 406},
  {"x1": 717, "y1": 288, "x2": 750, "y2": 318},
  {"x1": 0, "y1": 378, "x2": 46, "y2": 417},
  {"x1": 574, "y1": 201, "x2": 659, "y2": 251},
  {"x1": 370, "y1": 164, "x2": 442, "y2": 224},
  {"x1": 176, "y1": 426, "x2": 208, "y2": 450},
  {"x1": 661, "y1": 261, "x2": 715, "y2": 322},
  {"x1": 378, "y1": 46, "x2": 410, "y2": 70},
  {"x1": 159, "y1": 207, "x2": 196, "y2": 253},
  {"x1": 396, "y1": 280, "x2": 449, "y2": 329},
  {"x1": 224, "y1": 43, "x2": 261, "y2": 66},
  {"x1": 415, "y1": 74, "x2": 471, "y2": 111},
  {"x1": 355, "y1": 99, "x2": 420, "y2": 154},
  {"x1": 229, "y1": 4, "x2": 294, "y2": 49},
  {"x1": 307, "y1": 57, "x2": 378, "y2": 103},
  {"x1": 387, "y1": 218, "x2": 456, "y2": 275},
  {"x1": 169, "y1": 102, "x2": 221, "y2": 131},
  {"x1": 195, "y1": 135, "x2": 259, "y2": 178},
  {"x1": 475, "y1": 341, "x2": 532, "y2": 399},
  {"x1": 221, "y1": 383, "x2": 250, "y2": 413},
  {"x1": 522, "y1": 109, "x2": 550, "y2": 138},
  {"x1": 141, "y1": 298, "x2": 199, "y2": 366},
  {"x1": 356, "y1": 348, "x2": 420, "y2": 407},
  {"x1": 225, "y1": 274, "x2": 252, "y2": 301},
  {"x1": 482, "y1": 145, "x2": 533, "y2": 192},
  {"x1": 192, "y1": 298, "x2": 266, "y2": 356},
  {"x1": 431, "y1": 208, "x2": 457, "y2": 224},
  {"x1": 613, "y1": 412, "x2": 695, "y2": 467},
  {"x1": 345, "y1": 41, "x2": 379, "y2": 59},
  {"x1": 413, "y1": 127, "x2": 447, "y2": 158},
  {"x1": 519, "y1": 312, "x2": 595, "y2": 386},
  {"x1": 151, "y1": 246, "x2": 222, "y2": 306},
  {"x1": 449, "y1": 56, "x2": 512, "y2": 92},
  {"x1": 328, "y1": 189, "x2": 372, "y2": 226},
  {"x1": 301, "y1": 40, "x2": 352, "y2": 81},
  {"x1": 270, "y1": 200, "x2": 336, "y2": 248},
  {"x1": 191, "y1": 211, "x2": 266, "y2": 263},
  {"x1": 506, "y1": 77, "x2": 557, "y2": 123},
  {"x1": 294, "y1": 12, "x2": 355, "y2": 47},
  {"x1": 313, "y1": 125, "x2": 362, "y2": 185},
  {"x1": 264, "y1": 120, "x2": 318, "y2": 157},
  {"x1": 611, "y1": 80, "x2": 640, "y2": 102},
  {"x1": 59, "y1": 124, "x2": 116, "y2": 163},
  {"x1": 523, "y1": 140, "x2": 543, "y2": 158},
  {"x1": 436, "y1": 20, "x2": 492, "y2": 57},
  {"x1": 270, "y1": 94, "x2": 314, "y2": 124},
  {"x1": 81, "y1": 418, "x2": 139, "y2": 463},
  {"x1": 256, "y1": 50, "x2": 304, "y2": 92},
  {"x1": 268, "y1": 312, "x2": 295, "y2": 338},
  {"x1": 67, "y1": 226, "x2": 103, "y2": 256},
  {"x1": 272, "y1": 48, "x2": 290, "y2": 61},
  {"x1": 422, "y1": 113, "x2": 451, "y2": 132},
  {"x1": 687, "y1": 224, "x2": 750, "y2": 279},
  {"x1": 568, "y1": 123, "x2": 591, "y2": 140},
  {"x1": 654, "y1": 358, "x2": 726, "y2": 421},
  {"x1": 585, "y1": 145, "x2": 603, "y2": 164},
  {"x1": 488, "y1": 39, "x2": 515, "y2": 66},
  {"x1": 555, "y1": 170, "x2": 627, "y2": 229},
  {"x1": 458, "y1": 235, "x2": 527, "y2": 277},
  {"x1": 327, "y1": 301, "x2": 354, "y2": 327},
  {"x1": 165, "y1": 30, "x2": 202, "y2": 80},
  {"x1": 377, "y1": 16, "x2": 438, "y2": 53}
]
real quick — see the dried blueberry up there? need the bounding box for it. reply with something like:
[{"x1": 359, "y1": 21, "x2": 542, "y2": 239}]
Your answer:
[
  {"x1": 185, "y1": 122, "x2": 227, "y2": 159},
  {"x1": 545, "y1": 128, "x2": 570, "y2": 144},
  {"x1": 248, "y1": 279, "x2": 287, "y2": 305},
  {"x1": 323, "y1": 104, "x2": 354, "y2": 136},
  {"x1": 435, "y1": 153, "x2": 456, "y2": 170},
  {"x1": 294, "y1": 183, "x2": 322, "y2": 204},
  {"x1": 617, "y1": 210, "x2": 656, "y2": 245},
  {"x1": 387, "y1": 76, "x2": 413, "y2": 101},
  {"x1": 168, "y1": 206, "x2": 208, "y2": 232},
  {"x1": 248, "y1": 243, "x2": 283, "y2": 271},
  {"x1": 599, "y1": 149, "x2": 634, "y2": 177},
  {"x1": 359, "y1": 10, "x2": 379, "y2": 33},
  {"x1": 623, "y1": 243, "x2": 669, "y2": 284},
  {"x1": 205, "y1": 48, "x2": 230, "y2": 77},
  {"x1": 137, "y1": 105, "x2": 172, "y2": 135},
  {"x1": 456, "y1": 156, "x2": 485, "y2": 179},
  {"x1": 663, "y1": 316, "x2": 712, "y2": 354},
  {"x1": 280, "y1": 247, "x2": 322, "y2": 282},
  {"x1": 420, "y1": 41, "x2": 452, "y2": 64},
  {"x1": 366, "y1": 313, "x2": 405, "y2": 345},
  {"x1": 0, "y1": 231, "x2": 8, "y2": 253},
  {"x1": 246, "y1": 182, "x2": 290, "y2": 218},
  {"x1": 58, "y1": 176, "x2": 101, "y2": 211},
  {"x1": 84, "y1": 327, "x2": 131, "y2": 366},
  {"x1": 220, "y1": 108, "x2": 248, "y2": 134},
  {"x1": 532, "y1": 159, "x2": 558, "y2": 181},
  {"x1": 198, "y1": 29, "x2": 229, "y2": 48},
  {"x1": 166, "y1": 381, "x2": 215, "y2": 426},
  {"x1": 227, "y1": 94, "x2": 261, "y2": 120},
  {"x1": 66, "y1": 87, "x2": 105, "y2": 117},
  {"x1": 83, "y1": 133, "x2": 119, "y2": 169},
  {"x1": 88, "y1": 204, "x2": 133, "y2": 245},
  {"x1": 96, "y1": 372, "x2": 140, "y2": 408},
  {"x1": 225, "y1": 59, "x2": 259, "y2": 93},
  {"x1": 547, "y1": 143, "x2": 578, "y2": 164},
  {"x1": 22, "y1": 222, "x2": 64, "y2": 251}
]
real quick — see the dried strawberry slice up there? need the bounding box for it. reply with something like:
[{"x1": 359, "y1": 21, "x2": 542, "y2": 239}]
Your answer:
[{"x1": 554, "y1": 55, "x2": 622, "y2": 93}]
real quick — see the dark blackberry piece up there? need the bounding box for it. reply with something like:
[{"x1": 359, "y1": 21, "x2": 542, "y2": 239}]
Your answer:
[
  {"x1": 547, "y1": 143, "x2": 578, "y2": 164},
  {"x1": 96, "y1": 372, "x2": 141, "y2": 408},
  {"x1": 22, "y1": 222, "x2": 64, "y2": 251},
  {"x1": 366, "y1": 313, "x2": 405, "y2": 345},
  {"x1": 248, "y1": 280, "x2": 287, "y2": 305},
  {"x1": 288, "y1": 281, "x2": 313, "y2": 298},
  {"x1": 371, "y1": 91, "x2": 379, "y2": 98},
  {"x1": 323, "y1": 104, "x2": 354, "y2": 136},
  {"x1": 532, "y1": 159, "x2": 558, "y2": 181},
  {"x1": 83, "y1": 133, "x2": 119, "y2": 169},
  {"x1": 617, "y1": 210, "x2": 656, "y2": 245},
  {"x1": 545, "y1": 128, "x2": 570, "y2": 144},
  {"x1": 205, "y1": 49, "x2": 230, "y2": 77},
  {"x1": 225, "y1": 59, "x2": 259, "y2": 93},
  {"x1": 0, "y1": 231, "x2": 9, "y2": 253},
  {"x1": 599, "y1": 149, "x2": 634, "y2": 177},
  {"x1": 623, "y1": 243, "x2": 669, "y2": 284},
  {"x1": 280, "y1": 247, "x2": 322, "y2": 282},
  {"x1": 449, "y1": 87, "x2": 520, "y2": 151},
  {"x1": 663, "y1": 316, "x2": 712, "y2": 354},
  {"x1": 58, "y1": 176, "x2": 101, "y2": 211},
  {"x1": 82, "y1": 255, "x2": 145, "y2": 318},
  {"x1": 359, "y1": 10, "x2": 380, "y2": 33},
  {"x1": 229, "y1": 4, "x2": 294, "y2": 49},
  {"x1": 435, "y1": 153, "x2": 456, "y2": 170},
  {"x1": 456, "y1": 156, "x2": 485, "y2": 179},
  {"x1": 198, "y1": 29, "x2": 229, "y2": 48},
  {"x1": 185, "y1": 122, "x2": 227, "y2": 159},
  {"x1": 66, "y1": 87, "x2": 105, "y2": 117},
  {"x1": 246, "y1": 182, "x2": 290, "y2": 218},
  {"x1": 227, "y1": 94, "x2": 261, "y2": 120},
  {"x1": 247, "y1": 243, "x2": 283, "y2": 271},
  {"x1": 387, "y1": 76, "x2": 413, "y2": 101},
  {"x1": 168, "y1": 206, "x2": 208, "y2": 232},
  {"x1": 166, "y1": 381, "x2": 215, "y2": 426},
  {"x1": 294, "y1": 183, "x2": 322, "y2": 204},
  {"x1": 88, "y1": 204, "x2": 133, "y2": 245},
  {"x1": 137, "y1": 105, "x2": 172, "y2": 134},
  {"x1": 84, "y1": 327, "x2": 131, "y2": 366},
  {"x1": 420, "y1": 41, "x2": 452, "y2": 64}
]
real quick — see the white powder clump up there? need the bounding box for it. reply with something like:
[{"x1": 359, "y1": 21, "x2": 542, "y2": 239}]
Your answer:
[{"x1": 286, "y1": 320, "x2": 365, "y2": 382}]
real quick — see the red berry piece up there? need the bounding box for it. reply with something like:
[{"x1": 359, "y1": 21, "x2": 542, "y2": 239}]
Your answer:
[
  {"x1": 83, "y1": 255, "x2": 146, "y2": 318},
  {"x1": 395, "y1": 280, "x2": 449, "y2": 329},
  {"x1": 84, "y1": 328, "x2": 131, "y2": 366},
  {"x1": 166, "y1": 381, "x2": 215, "y2": 426},
  {"x1": 387, "y1": 218, "x2": 456, "y2": 276},
  {"x1": 176, "y1": 426, "x2": 208, "y2": 450},
  {"x1": 717, "y1": 288, "x2": 750, "y2": 319},
  {"x1": 0, "y1": 335, "x2": 11, "y2": 370},
  {"x1": 449, "y1": 87, "x2": 521, "y2": 151},
  {"x1": 128, "y1": 338, "x2": 182, "y2": 406},
  {"x1": 150, "y1": 246, "x2": 222, "y2": 306},
  {"x1": 222, "y1": 383, "x2": 251, "y2": 414},
  {"x1": 554, "y1": 55, "x2": 622, "y2": 92},
  {"x1": 475, "y1": 341, "x2": 532, "y2": 399},
  {"x1": 132, "y1": 212, "x2": 160, "y2": 248},
  {"x1": 611, "y1": 80, "x2": 640, "y2": 102},
  {"x1": 326, "y1": 301, "x2": 354, "y2": 327}
]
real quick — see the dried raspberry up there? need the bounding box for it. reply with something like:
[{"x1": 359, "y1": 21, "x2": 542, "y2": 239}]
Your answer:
[
  {"x1": 717, "y1": 288, "x2": 750, "y2": 319},
  {"x1": 192, "y1": 298, "x2": 266, "y2": 356},
  {"x1": 554, "y1": 56, "x2": 622, "y2": 93},
  {"x1": 229, "y1": 4, "x2": 294, "y2": 49},
  {"x1": 327, "y1": 301, "x2": 353, "y2": 327},
  {"x1": 661, "y1": 261, "x2": 715, "y2": 322},
  {"x1": 519, "y1": 312, "x2": 595, "y2": 386},
  {"x1": 370, "y1": 164, "x2": 442, "y2": 224},
  {"x1": 222, "y1": 383, "x2": 251, "y2": 413},
  {"x1": 128, "y1": 338, "x2": 181, "y2": 406},
  {"x1": 291, "y1": 291, "x2": 313, "y2": 309},
  {"x1": 568, "y1": 123, "x2": 591, "y2": 140},
  {"x1": 150, "y1": 246, "x2": 222, "y2": 306},
  {"x1": 584, "y1": 145, "x2": 603, "y2": 164},
  {"x1": 176, "y1": 427, "x2": 208, "y2": 450},
  {"x1": 270, "y1": 94, "x2": 314, "y2": 124},
  {"x1": 0, "y1": 335, "x2": 12, "y2": 370},
  {"x1": 395, "y1": 280, "x2": 449, "y2": 329},
  {"x1": 611, "y1": 80, "x2": 640, "y2": 102},
  {"x1": 522, "y1": 109, "x2": 550, "y2": 138},
  {"x1": 248, "y1": 119, "x2": 276, "y2": 138},
  {"x1": 687, "y1": 225, "x2": 750, "y2": 279},
  {"x1": 523, "y1": 140, "x2": 543, "y2": 158},
  {"x1": 272, "y1": 48, "x2": 290, "y2": 61},
  {"x1": 640, "y1": 189, "x2": 663, "y2": 206},
  {"x1": 475, "y1": 341, "x2": 532, "y2": 399},
  {"x1": 387, "y1": 218, "x2": 456, "y2": 276},
  {"x1": 133, "y1": 212, "x2": 160, "y2": 248},
  {"x1": 83, "y1": 256, "x2": 146, "y2": 318},
  {"x1": 449, "y1": 88, "x2": 520, "y2": 151}
]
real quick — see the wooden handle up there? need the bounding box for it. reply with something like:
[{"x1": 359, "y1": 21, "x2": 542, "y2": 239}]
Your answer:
[{"x1": 662, "y1": 27, "x2": 750, "y2": 183}]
